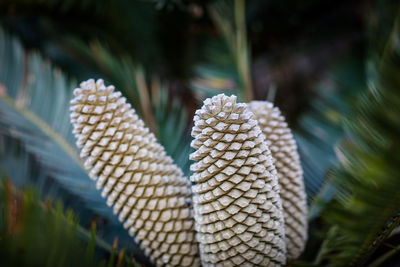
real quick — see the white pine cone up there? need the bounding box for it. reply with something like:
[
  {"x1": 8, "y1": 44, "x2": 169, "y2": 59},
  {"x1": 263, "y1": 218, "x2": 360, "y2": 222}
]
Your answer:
[
  {"x1": 190, "y1": 94, "x2": 286, "y2": 266},
  {"x1": 248, "y1": 101, "x2": 308, "y2": 260},
  {"x1": 70, "y1": 79, "x2": 200, "y2": 267}
]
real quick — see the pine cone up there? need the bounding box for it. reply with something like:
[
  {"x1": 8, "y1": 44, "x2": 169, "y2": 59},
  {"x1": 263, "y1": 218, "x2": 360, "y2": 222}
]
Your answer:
[
  {"x1": 70, "y1": 79, "x2": 200, "y2": 267},
  {"x1": 190, "y1": 94, "x2": 286, "y2": 266},
  {"x1": 248, "y1": 101, "x2": 307, "y2": 260}
]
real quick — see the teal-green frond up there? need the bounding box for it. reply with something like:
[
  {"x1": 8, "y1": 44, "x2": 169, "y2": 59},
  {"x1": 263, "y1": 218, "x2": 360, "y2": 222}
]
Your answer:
[{"x1": 313, "y1": 12, "x2": 400, "y2": 266}]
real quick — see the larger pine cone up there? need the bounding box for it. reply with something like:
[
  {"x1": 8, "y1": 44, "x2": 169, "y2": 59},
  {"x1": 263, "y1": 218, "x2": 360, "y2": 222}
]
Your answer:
[
  {"x1": 190, "y1": 94, "x2": 286, "y2": 266},
  {"x1": 70, "y1": 79, "x2": 200, "y2": 267}
]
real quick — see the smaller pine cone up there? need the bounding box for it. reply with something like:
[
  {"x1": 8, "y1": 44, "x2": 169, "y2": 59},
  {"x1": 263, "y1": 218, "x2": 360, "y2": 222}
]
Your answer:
[
  {"x1": 70, "y1": 79, "x2": 200, "y2": 267},
  {"x1": 190, "y1": 94, "x2": 286, "y2": 266},
  {"x1": 248, "y1": 101, "x2": 308, "y2": 260}
]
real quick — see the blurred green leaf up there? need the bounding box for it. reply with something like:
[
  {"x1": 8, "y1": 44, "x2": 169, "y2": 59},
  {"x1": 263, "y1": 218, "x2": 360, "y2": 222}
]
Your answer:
[
  {"x1": 190, "y1": 0, "x2": 253, "y2": 103},
  {"x1": 0, "y1": 179, "x2": 139, "y2": 267},
  {"x1": 308, "y1": 10, "x2": 400, "y2": 266}
]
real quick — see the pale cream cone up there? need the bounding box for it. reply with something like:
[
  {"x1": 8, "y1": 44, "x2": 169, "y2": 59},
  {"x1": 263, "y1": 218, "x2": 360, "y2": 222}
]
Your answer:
[
  {"x1": 190, "y1": 94, "x2": 286, "y2": 266},
  {"x1": 70, "y1": 79, "x2": 200, "y2": 267},
  {"x1": 248, "y1": 101, "x2": 307, "y2": 260}
]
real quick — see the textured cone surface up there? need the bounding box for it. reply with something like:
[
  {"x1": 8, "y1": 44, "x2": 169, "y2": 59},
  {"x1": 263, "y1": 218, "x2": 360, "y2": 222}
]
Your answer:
[
  {"x1": 70, "y1": 79, "x2": 200, "y2": 267},
  {"x1": 248, "y1": 101, "x2": 307, "y2": 259},
  {"x1": 190, "y1": 94, "x2": 286, "y2": 266}
]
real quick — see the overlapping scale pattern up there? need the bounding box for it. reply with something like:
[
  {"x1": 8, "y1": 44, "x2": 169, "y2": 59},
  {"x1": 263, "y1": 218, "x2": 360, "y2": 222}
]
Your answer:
[
  {"x1": 190, "y1": 94, "x2": 286, "y2": 266},
  {"x1": 70, "y1": 79, "x2": 200, "y2": 267},
  {"x1": 248, "y1": 101, "x2": 307, "y2": 259}
]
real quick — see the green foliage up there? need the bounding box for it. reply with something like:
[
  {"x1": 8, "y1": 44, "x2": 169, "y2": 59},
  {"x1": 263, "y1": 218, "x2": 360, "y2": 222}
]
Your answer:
[
  {"x1": 296, "y1": 50, "x2": 367, "y2": 209},
  {"x1": 309, "y1": 11, "x2": 400, "y2": 266},
  {"x1": 190, "y1": 0, "x2": 252, "y2": 103},
  {"x1": 0, "y1": 179, "x2": 139, "y2": 267}
]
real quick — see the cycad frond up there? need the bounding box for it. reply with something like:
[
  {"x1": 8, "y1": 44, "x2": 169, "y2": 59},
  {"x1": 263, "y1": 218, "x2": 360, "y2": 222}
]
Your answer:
[
  {"x1": 248, "y1": 101, "x2": 308, "y2": 260},
  {"x1": 190, "y1": 94, "x2": 286, "y2": 266},
  {"x1": 0, "y1": 179, "x2": 140, "y2": 267},
  {"x1": 70, "y1": 79, "x2": 200, "y2": 267},
  {"x1": 313, "y1": 12, "x2": 400, "y2": 266},
  {"x1": 295, "y1": 52, "x2": 366, "y2": 209},
  {"x1": 0, "y1": 28, "x2": 110, "y2": 221}
]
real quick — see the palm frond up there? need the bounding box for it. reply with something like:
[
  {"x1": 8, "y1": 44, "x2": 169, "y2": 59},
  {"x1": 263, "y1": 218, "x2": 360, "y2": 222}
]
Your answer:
[
  {"x1": 0, "y1": 178, "x2": 140, "y2": 267},
  {"x1": 296, "y1": 49, "x2": 367, "y2": 210},
  {"x1": 311, "y1": 10, "x2": 400, "y2": 266}
]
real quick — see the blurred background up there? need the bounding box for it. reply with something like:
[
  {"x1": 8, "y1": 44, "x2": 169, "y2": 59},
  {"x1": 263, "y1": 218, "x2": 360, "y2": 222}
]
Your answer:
[{"x1": 1, "y1": 0, "x2": 400, "y2": 266}]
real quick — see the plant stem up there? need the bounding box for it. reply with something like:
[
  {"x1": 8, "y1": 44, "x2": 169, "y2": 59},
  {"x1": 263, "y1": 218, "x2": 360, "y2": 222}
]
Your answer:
[{"x1": 234, "y1": 0, "x2": 253, "y2": 102}]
